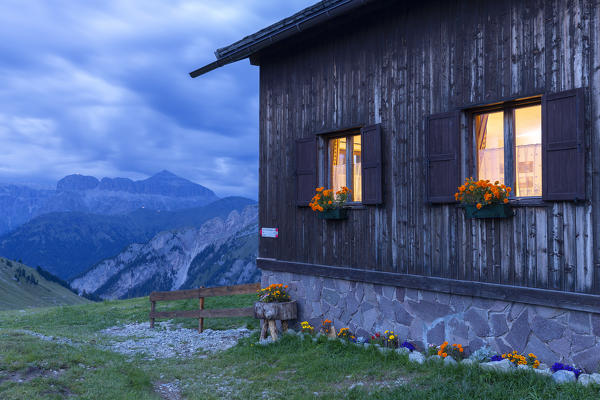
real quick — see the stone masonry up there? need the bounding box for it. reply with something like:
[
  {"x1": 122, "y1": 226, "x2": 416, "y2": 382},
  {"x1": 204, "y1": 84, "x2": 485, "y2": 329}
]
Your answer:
[{"x1": 262, "y1": 270, "x2": 600, "y2": 372}]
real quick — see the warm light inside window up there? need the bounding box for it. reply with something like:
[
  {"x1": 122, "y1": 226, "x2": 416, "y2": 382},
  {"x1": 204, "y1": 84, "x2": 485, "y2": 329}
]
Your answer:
[
  {"x1": 330, "y1": 137, "x2": 347, "y2": 195},
  {"x1": 476, "y1": 111, "x2": 504, "y2": 184},
  {"x1": 515, "y1": 105, "x2": 542, "y2": 197},
  {"x1": 352, "y1": 135, "x2": 362, "y2": 202},
  {"x1": 329, "y1": 134, "x2": 362, "y2": 202}
]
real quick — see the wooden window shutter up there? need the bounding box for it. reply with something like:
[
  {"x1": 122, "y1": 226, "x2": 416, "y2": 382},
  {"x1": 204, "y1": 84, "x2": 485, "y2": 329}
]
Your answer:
[
  {"x1": 295, "y1": 137, "x2": 317, "y2": 206},
  {"x1": 426, "y1": 111, "x2": 461, "y2": 203},
  {"x1": 542, "y1": 88, "x2": 585, "y2": 201},
  {"x1": 361, "y1": 123, "x2": 383, "y2": 205}
]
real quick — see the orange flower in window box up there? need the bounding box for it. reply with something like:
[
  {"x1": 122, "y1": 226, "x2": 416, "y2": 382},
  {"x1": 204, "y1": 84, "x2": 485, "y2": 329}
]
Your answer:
[
  {"x1": 309, "y1": 186, "x2": 351, "y2": 220},
  {"x1": 455, "y1": 178, "x2": 513, "y2": 219}
]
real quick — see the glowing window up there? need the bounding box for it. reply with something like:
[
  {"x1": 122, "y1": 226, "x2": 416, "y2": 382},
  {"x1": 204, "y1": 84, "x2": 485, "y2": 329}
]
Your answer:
[
  {"x1": 476, "y1": 111, "x2": 504, "y2": 185},
  {"x1": 473, "y1": 101, "x2": 542, "y2": 198},
  {"x1": 515, "y1": 105, "x2": 542, "y2": 197},
  {"x1": 329, "y1": 134, "x2": 361, "y2": 202}
]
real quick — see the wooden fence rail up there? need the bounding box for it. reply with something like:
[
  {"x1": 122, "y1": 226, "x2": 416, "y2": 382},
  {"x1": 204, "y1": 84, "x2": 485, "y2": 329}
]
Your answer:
[{"x1": 149, "y1": 282, "x2": 260, "y2": 333}]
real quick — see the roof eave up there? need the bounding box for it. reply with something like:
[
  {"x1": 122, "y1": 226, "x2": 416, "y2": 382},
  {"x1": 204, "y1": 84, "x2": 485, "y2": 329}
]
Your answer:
[{"x1": 189, "y1": 0, "x2": 373, "y2": 78}]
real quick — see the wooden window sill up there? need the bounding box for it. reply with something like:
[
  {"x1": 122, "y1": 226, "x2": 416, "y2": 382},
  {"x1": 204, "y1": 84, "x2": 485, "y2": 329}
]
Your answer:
[
  {"x1": 344, "y1": 204, "x2": 367, "y2": 210},
  {"x1": 507, "y1": 197, "x2": 549, "y2": 207},
  {"x1": 449, "y1": 198, "x2": 550, "y2": 208}
]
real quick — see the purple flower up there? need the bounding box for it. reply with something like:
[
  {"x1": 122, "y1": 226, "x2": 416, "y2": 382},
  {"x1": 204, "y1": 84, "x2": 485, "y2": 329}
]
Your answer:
[
  {"x1": 490, "y1": 355, "x2": 503, "y2": 362},
  {"x1": 551, "y1": 363, "x2": 582, "y2": 378},
  {"x1": 400, "y1": 341, "x2": 415, "y2": 352}
]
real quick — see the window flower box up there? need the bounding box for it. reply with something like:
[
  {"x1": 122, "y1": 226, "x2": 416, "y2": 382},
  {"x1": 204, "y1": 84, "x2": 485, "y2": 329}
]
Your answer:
[
  {"x1": 464, "y1": 203, "x2": 513, "y2": 219},
  {"x1": 456, "y1": 178, "x2": 513, "y2": 219},
  {"x1": 317, "y1": 208, "x2": 348, "y2": 220},
  {"x1": 310, "y1": 186, "x2": 351, "y2": 220}
]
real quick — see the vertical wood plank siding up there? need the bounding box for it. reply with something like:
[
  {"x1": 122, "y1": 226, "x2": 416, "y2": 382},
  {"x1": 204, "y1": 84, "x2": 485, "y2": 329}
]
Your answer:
[{"x1": 258, "y1": 0, "x2": 600, "y2": 294}]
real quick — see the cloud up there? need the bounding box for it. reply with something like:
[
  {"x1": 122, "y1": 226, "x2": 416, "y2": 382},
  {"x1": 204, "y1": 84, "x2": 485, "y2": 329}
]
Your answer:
[{"x1": 0, "y1": 0, "x2": 315, "y2": 198}]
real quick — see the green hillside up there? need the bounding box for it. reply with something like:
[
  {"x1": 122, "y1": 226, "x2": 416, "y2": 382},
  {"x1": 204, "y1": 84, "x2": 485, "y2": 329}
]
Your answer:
[{"x1": 0, "y1": 257, "x2": 88, "y2": 311}]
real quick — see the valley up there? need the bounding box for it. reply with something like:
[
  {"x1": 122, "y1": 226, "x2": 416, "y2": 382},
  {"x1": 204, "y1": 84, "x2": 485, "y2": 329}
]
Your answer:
[{"x1": 0, "y1": 171, "x2": 260, "y2": 306}]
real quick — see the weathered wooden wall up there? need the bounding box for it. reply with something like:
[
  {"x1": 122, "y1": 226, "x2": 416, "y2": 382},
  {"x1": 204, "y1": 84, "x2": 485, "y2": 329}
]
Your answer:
[{"x1": 258, "y1": 0, "x2": 600, "y2": 294}]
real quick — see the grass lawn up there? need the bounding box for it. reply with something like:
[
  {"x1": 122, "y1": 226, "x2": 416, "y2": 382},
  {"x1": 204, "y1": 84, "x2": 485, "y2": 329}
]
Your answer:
[{"x1": 0, "y1": 296, "x2": 599, "y2": 399}]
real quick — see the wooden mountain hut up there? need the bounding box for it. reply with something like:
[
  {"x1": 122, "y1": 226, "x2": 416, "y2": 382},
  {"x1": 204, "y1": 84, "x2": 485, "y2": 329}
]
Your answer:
[{"x1": 191, "y1": 0, "x2": 600, "y2": 371}]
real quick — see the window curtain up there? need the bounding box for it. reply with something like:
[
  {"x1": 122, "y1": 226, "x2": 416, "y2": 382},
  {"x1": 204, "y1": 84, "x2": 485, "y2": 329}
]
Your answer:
[{"x1": 476, "y1": 114, "x2": 504, "y2": 183}]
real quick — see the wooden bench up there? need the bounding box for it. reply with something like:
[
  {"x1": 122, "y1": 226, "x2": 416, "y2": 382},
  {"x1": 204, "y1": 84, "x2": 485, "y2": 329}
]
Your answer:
[{"x1": 149, "y1": 283, "x2": 260, "y2": 333}]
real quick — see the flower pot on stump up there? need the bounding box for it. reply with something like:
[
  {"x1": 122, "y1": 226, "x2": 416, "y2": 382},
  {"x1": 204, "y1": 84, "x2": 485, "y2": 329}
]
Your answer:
[{"x1": 254, "y1": 301, "x2": 297, "y2": 341}]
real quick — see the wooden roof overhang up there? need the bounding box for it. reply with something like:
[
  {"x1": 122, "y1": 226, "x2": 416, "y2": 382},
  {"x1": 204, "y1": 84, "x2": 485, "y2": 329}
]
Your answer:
[{"x1": 189, "y1": 0, "x2": 379, "y2": 78}]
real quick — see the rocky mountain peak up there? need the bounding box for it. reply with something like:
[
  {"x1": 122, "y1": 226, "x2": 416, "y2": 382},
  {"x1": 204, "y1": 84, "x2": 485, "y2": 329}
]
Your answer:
[
  {"x1": 54, "y1": 171, "x2": 219, "y2": 200},
  {"x1": 56, "y1": 174, "x2": 100, "y2": 191},
  {"x1": 136, "y1": 170, "x2": 214, "y2": 198}
]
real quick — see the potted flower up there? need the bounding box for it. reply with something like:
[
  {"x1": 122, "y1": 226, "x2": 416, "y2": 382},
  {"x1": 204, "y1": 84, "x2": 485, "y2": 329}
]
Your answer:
[
  {"x1": 254, "y1": 284, "x2": 297, "y2": 340},
  {"x1": 300, "y1": 321, "x2": 315, "y2": 336},
  {"x1": 435, "y1": 341, "x2": 465, "y2": 360},
  {"x1": 309, "y1": 186, "x2": 351, "y2": 220},
  {"x1": 337, "y1": 327, "x2": 356, "y2": 342},
  {"x1": 455, "y1": 178, "x2": 513, "y2": 219},
  {"x1": 321, "y1": 319, "x2": 337, "y2": 338},
  {"x1": 382, "y1": 330, "x2": 399, "y2": 348}
]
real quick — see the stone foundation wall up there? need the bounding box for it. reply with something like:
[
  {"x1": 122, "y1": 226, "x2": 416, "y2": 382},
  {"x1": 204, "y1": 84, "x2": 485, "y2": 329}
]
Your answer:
[{"x1": 261, "y1": 270, "x2": 600, "y2": 372}]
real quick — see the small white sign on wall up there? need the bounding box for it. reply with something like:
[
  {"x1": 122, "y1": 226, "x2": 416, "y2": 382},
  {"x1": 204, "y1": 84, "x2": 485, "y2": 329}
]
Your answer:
[{"x1": 260, "y1": 228, "x2": 278, "y2": 238}]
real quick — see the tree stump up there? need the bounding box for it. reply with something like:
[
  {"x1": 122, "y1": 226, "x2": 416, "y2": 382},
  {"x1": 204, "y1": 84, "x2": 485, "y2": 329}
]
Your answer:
[{"x1": 254, "y1": 301, "x2": 297, "y2": 341}]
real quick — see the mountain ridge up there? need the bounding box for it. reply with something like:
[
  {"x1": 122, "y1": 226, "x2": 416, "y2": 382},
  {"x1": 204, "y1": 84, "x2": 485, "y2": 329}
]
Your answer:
[
  {"x1": 0, "y1": 196, "x2": 256, "y2": 280},
  {"x1": 57, "y1": 170, "x2": 217, "y2": 198},
  {"x1": 0, "y1": 170, "x2": 221, "y2": 235}
]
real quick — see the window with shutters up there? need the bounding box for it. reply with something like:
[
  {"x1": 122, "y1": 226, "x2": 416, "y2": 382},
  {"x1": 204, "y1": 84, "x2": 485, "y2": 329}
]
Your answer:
[
  {"x1": 329, "y1": 134, "x2": 362, "y2": 202},
  {"x1": 426, "y1": 89, "x2": 584, "y2": 203},
  {"x1": 307, "y1": 123, "x2": 382, "y2": 206}
]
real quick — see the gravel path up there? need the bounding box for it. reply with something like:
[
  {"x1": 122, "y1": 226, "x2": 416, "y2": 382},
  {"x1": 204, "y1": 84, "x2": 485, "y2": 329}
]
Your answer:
[
  {"x1": 10, "y1": 321, "x2": 252, "y2": 361},
  {"x1": 100, "y1": 321, "x2": 251, "y2": 359}
]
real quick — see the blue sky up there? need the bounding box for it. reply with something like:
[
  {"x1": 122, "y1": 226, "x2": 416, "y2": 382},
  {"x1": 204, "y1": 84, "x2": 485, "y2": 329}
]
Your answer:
[{"x1": 0, "y1": 0, "x2": 314, "y2": 199}]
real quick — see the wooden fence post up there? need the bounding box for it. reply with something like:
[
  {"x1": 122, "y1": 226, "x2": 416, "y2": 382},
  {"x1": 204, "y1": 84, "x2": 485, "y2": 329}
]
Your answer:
[
  {"x1": 150, "y1": 300, "x2": 156, "y2": 329},
  {"x1": 198, "y1": 286, "x2": 205, "y2": 333},
  {"x1": 148, "y1": 283, "x2": 260, "y2": 332}
]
